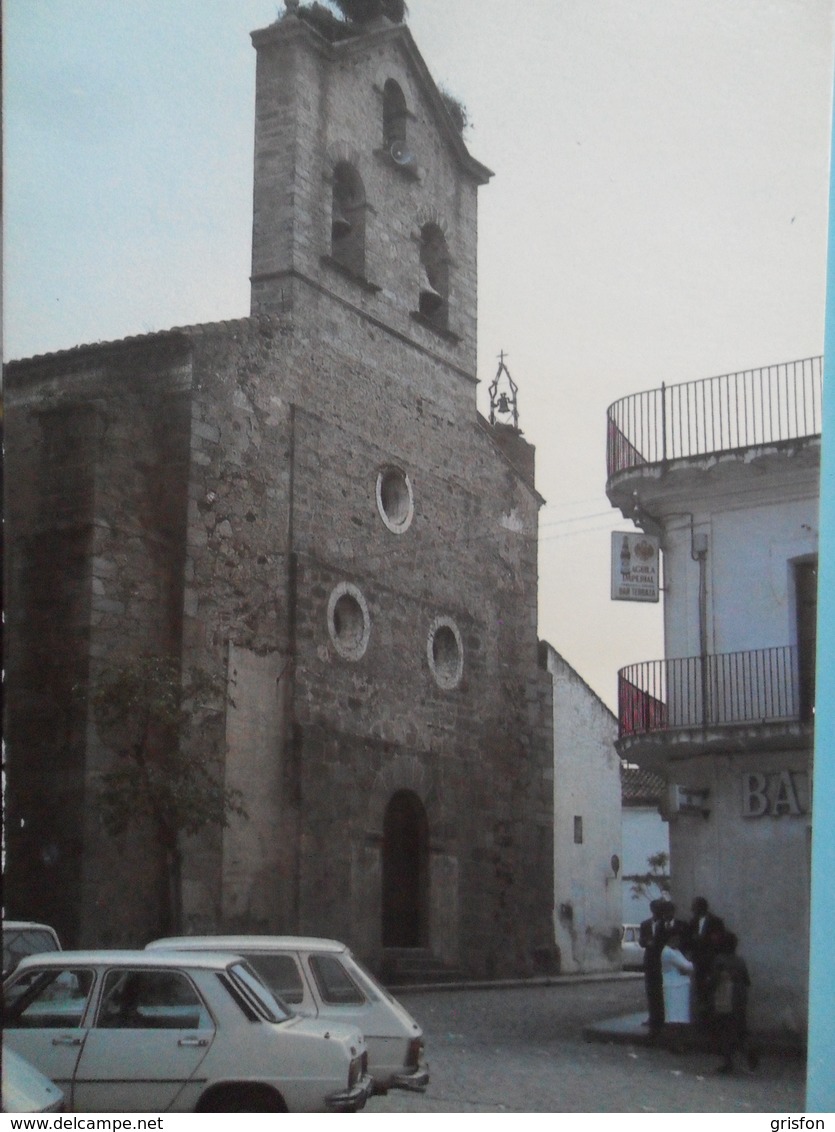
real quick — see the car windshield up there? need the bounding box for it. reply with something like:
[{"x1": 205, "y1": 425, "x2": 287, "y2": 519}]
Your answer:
[{"x1": 227, "y1": 961, "x2": 295, "y2": 1023}]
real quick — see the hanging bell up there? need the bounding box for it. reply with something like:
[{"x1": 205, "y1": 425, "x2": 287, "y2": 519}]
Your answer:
[
  {"x1": 332, "y1": 207, "x2": 352, "y2": 240},
  {"x1": 419, "y1": 267, "x2": 443, "y2": 314},
  {"x1": 496, "y1": 392, "x2": 511, "y2": 415}
]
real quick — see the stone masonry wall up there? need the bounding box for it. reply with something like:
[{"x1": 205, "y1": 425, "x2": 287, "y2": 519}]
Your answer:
[
  {"x1": 4, "y1": 340, "x2": 193, "y2": 946},
  {"x1": 175, "y1": 307, "x2": 554, "y2": 975},
  {"x1": 5, "y1": 306, "x2": 554, "y2": 970},
  {"x1": 4, "y1": 387, "x2": 99, "y2": 943}
]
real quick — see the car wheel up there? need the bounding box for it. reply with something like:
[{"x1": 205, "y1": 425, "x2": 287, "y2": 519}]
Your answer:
[{"x1": 199, "y1": 1085, "x2": 286, "y2": 1112}]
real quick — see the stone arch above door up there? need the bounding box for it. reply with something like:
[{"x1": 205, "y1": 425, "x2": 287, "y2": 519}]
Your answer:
[{"x1": 366, "y1": 755, "x2": 434, "y2": 836}]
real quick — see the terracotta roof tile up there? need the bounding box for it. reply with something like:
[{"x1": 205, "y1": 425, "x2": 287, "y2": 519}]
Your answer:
[{"x1": 621, "y1": 762, "x2": 665, "y2": 805}]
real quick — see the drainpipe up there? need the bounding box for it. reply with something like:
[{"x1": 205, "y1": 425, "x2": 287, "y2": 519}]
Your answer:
[{"x1": 691, "y1": 528, "x2": 709, "y2": 726}]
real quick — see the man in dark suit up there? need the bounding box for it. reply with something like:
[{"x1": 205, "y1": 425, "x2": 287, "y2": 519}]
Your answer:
[
  {"x1": 688, "y1": 896, "x2": 726, "y2": 1024},
  {"x1": 639, "y1": 898, "x2": 667, "y2": 1037}
]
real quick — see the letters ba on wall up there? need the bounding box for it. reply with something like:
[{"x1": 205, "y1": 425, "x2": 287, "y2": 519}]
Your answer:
[{"x1": 742, "y1": 771, "x2": 810, "y2": 818}]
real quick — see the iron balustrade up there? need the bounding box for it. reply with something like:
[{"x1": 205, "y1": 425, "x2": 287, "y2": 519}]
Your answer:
[
  {"x1": 618, "y1": 646, "x2": 803, "y2": 739},
  {"x1": 606, "y1": 356, "x2": 823, "y2": 478}
]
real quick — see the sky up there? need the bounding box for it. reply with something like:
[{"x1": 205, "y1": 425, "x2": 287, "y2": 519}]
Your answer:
[{"x1": 4, "y1": 0, "x2": 833, "y2": 709}]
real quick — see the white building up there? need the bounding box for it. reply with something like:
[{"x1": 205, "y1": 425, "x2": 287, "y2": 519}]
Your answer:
[
  {"x1": 545, "y1": 645, "x2": 622, "y2": 973},
  {"x1": 621, "y1": 763, "x2": 669, "y2": 925},
  {"x1": 606, "y1": 356, "x2": 820, "y2": 1034}
]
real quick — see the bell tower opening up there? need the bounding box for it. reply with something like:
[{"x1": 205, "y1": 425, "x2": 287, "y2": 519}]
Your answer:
[
  {"x1": 417, "y1": 224, "x2": 449, "y2": 330},
  {"x1": 330, "y1": 162, "x2": 367, "y2": 278},
  {"x1": 382, "y1": 790, "x2": 429, "y2": 948}
]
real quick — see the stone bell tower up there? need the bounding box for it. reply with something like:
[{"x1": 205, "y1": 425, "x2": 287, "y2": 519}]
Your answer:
[{"x1": 248, "y1": 4, "x2": 491, "y2": 378}]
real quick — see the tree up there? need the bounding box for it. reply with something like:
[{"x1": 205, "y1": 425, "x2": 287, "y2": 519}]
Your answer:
[
  {"x1": 628, "y1": 851, "x2": 671, "y2": 904},
  {"x1": 88, "y1": 655, "x2": 247, "y2": 936},
  {"x1": 438, "y1": 87, "x2": 469, "y2": 135},
  {"x1": 290, "y1": 2, "x2": 408, "y2": 46}
]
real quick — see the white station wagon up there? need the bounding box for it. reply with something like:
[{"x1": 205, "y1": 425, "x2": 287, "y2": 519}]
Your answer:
[
  {"x1": 148, "y1": 935, "x2": 429, "y2": 1095},
  {"x1": 2, "y1": 950, "x2": 372, "y2": 1113}
]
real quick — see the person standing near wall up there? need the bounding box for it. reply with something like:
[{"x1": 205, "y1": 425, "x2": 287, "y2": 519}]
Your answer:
[
  {"x1": 660, "y1": 928, "x2": 694, "y2": 1025},
  {"x1": 688, "y1": 896, "x2": 725, "y2": 1025},
  {"x1": 639, "y1": 898, "x2": 668, "y2": 1037},
  {"x1": 711, "y1": 932, "x2": 758, "y2": 1074}
]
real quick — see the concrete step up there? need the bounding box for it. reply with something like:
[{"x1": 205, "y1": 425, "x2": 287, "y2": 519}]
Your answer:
[{"x1": 379, "y1": 947, "x2": 464, "y2": 986}]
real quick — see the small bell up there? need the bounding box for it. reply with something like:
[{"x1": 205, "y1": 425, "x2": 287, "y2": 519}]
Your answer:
[
  {"x1": 419, "y1": 267, "x2": 443, "y2": 314},
  {"x1": 332, "y1": 207, "x2": 352, "y2": 240}
]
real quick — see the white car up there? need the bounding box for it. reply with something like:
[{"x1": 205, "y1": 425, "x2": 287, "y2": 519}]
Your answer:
[
  {"x1": 3, "y1": 921, "x2": 61, "y2": 978},
  {"x1": 621, "y1": 924, "x2": 644, "y2": 970},
  {"x1": 2, "y1": 1048, "x2": 65, "y2": 1113},
  {"x1": 2, "y1": 950, "x2": 372, "y2": 1113},
  {"x1": 147, "y1": 935, "x2": 428, "y2": 1095}
]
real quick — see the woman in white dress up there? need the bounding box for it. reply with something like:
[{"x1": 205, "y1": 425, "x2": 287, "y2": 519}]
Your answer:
[{"x1": 661, "y1": 931, "x2": 695, "y2": 1025}]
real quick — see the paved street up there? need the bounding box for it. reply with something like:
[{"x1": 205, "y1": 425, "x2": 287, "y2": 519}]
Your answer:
[{"x1": 366, "y1": 977, "x2": 806, "y2": 1113}]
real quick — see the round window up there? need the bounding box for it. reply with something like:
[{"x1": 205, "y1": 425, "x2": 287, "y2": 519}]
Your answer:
[
  {"x1": 327, "y1": 583, "x2": 371, "y2": 660},
  {"x1": 376, "y1": 466, "x2": 414, "y2": 534},
  {"x1": 427, "y1": 616, "x2": 463, "y2": 689}
]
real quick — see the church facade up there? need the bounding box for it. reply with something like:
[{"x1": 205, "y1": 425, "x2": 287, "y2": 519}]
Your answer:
[{"x1": 4, "y1": 8, "x2": 556, "y2": 979}]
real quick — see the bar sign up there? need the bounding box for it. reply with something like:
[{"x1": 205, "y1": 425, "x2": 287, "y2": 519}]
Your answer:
[{"x1": 611, "y1": 532, "x2": 660, "y2": 603}]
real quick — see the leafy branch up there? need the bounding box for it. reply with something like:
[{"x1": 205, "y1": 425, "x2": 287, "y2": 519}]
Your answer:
[
  {"x1": 86, "y1": 655, "x2": 246, "y2": 933},
  {"x1": 628, "y1": 851, "x2": 671, "y2": 903}
]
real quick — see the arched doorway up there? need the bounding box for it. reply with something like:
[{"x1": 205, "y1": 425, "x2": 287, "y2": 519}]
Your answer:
[{"x1": 382, "y1": 790, "x2": 429, "y2": 948}]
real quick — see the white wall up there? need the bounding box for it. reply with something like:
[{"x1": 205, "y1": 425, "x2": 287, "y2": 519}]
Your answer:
[
  {"x1": 621, "y1": 804, "x2": 669, "y2": 924},
  {"x1": 547, "y1": 646, "x2": 622, "y2": 972},
  {"x1": 661, "y1": 480, "x2": 819, "y2": 662}
]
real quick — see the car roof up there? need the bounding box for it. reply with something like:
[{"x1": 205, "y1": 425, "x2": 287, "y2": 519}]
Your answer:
[
  {"x1": 10, "y1": 949, "x2": 245, "y2": 971},
  {"x1": 147, "y1": 935, "x2": 348, "y2": 955},
  {"x1": 2, "y1": 922, "x2": 59, "y2": 933}
]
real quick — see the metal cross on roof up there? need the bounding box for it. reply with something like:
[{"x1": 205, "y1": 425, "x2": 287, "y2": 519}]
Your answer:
[{"x1": 488, "y1": 350, "x2": 520, "y2": 430}]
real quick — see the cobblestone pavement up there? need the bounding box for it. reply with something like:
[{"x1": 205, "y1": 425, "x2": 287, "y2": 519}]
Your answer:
[{"x1": 365, "y1": 978, "x2": 806, "y2": 1113}]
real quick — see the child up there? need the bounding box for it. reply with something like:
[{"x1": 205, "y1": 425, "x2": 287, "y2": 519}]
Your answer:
[{"x1": 711, "y1": 931, "x2": 759, "y2": 1073}]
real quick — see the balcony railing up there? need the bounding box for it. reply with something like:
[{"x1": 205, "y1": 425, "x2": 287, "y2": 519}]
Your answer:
[
  {"x1": 618, "y1": 646, "x2": 809, "y2": 740},
  {"x1": 606, "y1": 356, "x2": 823, "y2": 479}
]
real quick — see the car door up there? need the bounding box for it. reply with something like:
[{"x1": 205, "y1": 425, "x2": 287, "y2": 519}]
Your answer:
[
  {"x1": 2, "y1": 966, "x2": 96, "y2": 1105},
  {"x1": 72, "y1": 967, "x2": 215, "y2": 1112}
]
